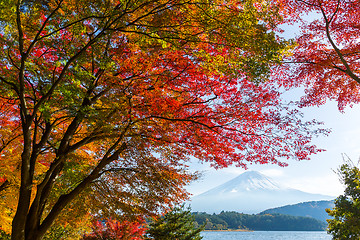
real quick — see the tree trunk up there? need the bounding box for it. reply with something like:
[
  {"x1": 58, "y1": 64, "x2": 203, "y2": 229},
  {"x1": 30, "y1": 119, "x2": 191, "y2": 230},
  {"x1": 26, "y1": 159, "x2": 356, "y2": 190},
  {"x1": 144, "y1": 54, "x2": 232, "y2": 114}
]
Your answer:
[{"x1": 11, "y1": 131, "x2": 33, "y2": 240}]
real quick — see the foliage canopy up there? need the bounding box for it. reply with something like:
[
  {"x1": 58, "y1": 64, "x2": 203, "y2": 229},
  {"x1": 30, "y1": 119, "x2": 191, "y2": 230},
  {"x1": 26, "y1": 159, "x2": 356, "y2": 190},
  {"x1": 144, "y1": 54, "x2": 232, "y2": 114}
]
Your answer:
[
  {"x1": 274, "y1": 0, "x2": 360, "y2": 110},
  {"x1": 0, "y1": 0, "x2": 325, "y2": 239}
]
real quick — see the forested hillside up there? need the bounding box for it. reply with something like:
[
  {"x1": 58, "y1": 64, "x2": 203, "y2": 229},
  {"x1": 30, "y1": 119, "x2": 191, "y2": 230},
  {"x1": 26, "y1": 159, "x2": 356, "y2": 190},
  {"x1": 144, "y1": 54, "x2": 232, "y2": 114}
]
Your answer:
[
  {"x1": 260, "y1": 200, "x2": 334, "y2": 222},
  {"x1": 193, "y1": 212, "x2": 327, "y2": 231}
]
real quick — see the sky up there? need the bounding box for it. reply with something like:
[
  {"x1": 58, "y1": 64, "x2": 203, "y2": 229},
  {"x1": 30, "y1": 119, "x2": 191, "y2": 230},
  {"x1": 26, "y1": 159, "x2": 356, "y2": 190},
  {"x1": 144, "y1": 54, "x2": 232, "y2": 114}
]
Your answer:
[{"x1": 186, "y1": 87, "x2": 360, "y2": 198}]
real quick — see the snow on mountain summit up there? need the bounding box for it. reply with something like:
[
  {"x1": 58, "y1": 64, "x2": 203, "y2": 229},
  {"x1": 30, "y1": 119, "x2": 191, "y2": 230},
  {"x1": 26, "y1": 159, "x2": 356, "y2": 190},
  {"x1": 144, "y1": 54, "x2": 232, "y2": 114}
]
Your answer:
[
  {"x1": 217, "y1": 171, "x2": 283, "y2": 192},
  {"x1": 189, "y1": 171, "x2": 334, "y2": 214},
  {"x1": 199, "y1": 171, "x2": 284, "y2": 197}
]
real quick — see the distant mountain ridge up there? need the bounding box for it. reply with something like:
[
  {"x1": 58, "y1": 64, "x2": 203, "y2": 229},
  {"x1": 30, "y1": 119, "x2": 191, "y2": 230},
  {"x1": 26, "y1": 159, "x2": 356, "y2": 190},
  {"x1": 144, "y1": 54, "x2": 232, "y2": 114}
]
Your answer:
[
  {"x1": 260, "y1": 200, "x2": 335, "y2": 222},
  {"x1": 190, "y1": 171, "x2": 334, "y2": 214}
]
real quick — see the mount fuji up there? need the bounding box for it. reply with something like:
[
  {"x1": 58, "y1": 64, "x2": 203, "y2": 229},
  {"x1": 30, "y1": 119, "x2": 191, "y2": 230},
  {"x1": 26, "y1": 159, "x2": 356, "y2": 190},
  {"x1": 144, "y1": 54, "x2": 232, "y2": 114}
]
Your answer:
[{"x1": 189, "y1": 171, "x2": 334, "y2": 214}]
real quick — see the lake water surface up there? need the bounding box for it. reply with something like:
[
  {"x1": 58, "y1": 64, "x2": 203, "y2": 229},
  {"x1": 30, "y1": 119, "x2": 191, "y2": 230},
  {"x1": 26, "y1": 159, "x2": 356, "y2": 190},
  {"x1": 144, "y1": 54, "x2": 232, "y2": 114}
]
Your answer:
[{"x1": 201, "y1": 231, "x2": 331, "y2": 240}]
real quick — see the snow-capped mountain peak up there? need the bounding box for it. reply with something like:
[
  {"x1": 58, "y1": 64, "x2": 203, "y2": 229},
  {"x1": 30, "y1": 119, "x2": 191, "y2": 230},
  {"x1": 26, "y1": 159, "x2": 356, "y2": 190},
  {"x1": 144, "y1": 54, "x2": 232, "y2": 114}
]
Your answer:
[
  {"x1": 201, "y1": 171, "x2": 283, "y2": 196},
  {"x1": 190, "y1": 171, "x2": 334, "y2": 214},
  {"x1": 225, "y1": 171, "x2": 283, "y2": 191}
]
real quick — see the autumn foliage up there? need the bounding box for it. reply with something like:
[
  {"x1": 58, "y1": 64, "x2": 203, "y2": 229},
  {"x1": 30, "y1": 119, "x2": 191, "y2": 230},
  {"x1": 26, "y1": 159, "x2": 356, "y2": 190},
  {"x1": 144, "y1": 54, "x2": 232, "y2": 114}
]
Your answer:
[
  {"x1": 82, "y1": 218, "x2": 146, "y2": 240},
  {"x1": 275, "y1": 0, "x2": 360, "y2": 110},
  {"x1": 0, "y1": 0, "x2": 327, "y2": 239}
]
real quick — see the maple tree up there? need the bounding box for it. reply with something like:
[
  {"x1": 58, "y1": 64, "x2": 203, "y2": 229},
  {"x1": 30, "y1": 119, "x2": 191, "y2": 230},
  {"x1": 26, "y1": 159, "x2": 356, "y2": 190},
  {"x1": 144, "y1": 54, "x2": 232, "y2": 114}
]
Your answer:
[
  {"x1": 274, "y1": 0, "x2": 360, "y2": 110},
  {"x1": 0, "y1": 0, "x2": 326, "y2": 240},
  {"x1": 82, "y1": 218, "x2": 146, "y2": 240}
]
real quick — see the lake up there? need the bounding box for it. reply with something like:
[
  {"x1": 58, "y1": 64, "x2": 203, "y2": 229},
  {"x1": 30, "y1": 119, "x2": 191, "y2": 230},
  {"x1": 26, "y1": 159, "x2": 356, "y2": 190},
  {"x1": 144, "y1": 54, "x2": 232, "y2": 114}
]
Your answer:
[{"x1": 201, "y1": 231, "x2": 331, "y2": 240}]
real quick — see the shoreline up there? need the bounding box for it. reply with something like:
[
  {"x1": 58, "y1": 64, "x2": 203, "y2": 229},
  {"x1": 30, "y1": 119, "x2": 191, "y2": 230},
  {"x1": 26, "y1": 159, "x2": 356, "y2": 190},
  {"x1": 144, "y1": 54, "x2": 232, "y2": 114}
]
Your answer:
[
  {"x1": 203, "y1": 230, "x2": 328, "y2": 232},
  {"x1": 203, "y1": 229, "x2": 253, "y2": 232}
]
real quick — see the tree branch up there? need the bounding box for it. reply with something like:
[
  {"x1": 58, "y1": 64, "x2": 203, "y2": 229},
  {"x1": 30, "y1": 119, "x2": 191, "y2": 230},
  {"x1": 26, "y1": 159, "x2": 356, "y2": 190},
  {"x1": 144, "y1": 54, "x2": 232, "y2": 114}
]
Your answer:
[
  {"x1": 0, "y1": 180, "x2": 10, "y2": 192},
  {"x1": 38, "y1": 142, "x2": 127, "y2": 237},
  {"x1": 320, "y1": 2, "x2": 360, "y2": 84}
]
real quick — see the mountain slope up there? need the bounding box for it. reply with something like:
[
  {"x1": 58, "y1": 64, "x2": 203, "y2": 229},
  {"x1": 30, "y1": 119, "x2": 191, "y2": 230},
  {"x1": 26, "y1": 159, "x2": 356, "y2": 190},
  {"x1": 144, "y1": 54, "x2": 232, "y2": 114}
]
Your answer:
[
  {"x1": 190, "y1": 171, "x2": 334, "y2": 214},
  {"x1": 260, "y1": 200, "x2": 335, "y2": 222}
]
